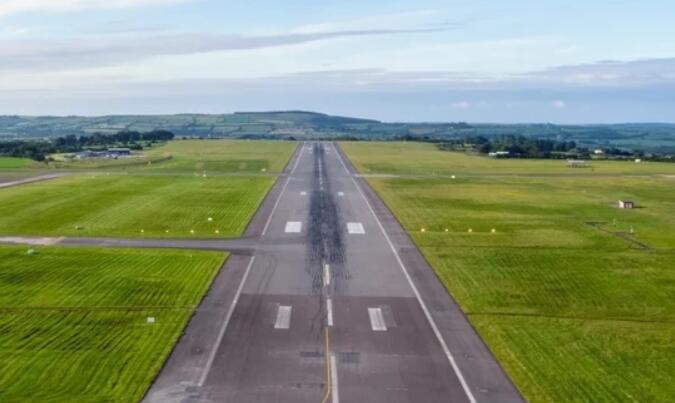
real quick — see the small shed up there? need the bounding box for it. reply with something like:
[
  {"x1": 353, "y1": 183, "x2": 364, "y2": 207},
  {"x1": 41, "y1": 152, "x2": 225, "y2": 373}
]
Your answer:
[{"x1": 618, "y1": 200, "x2": 635, "y2": 209}]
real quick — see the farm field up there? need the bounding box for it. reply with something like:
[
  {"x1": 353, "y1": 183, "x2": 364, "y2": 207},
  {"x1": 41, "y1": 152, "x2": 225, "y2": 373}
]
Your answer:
[
  {"x1": 0, "y1": 174, "x2": 274, "y2": 238},
  {"x1": 341, "y1": 141, "x2": 675, "y2": 176},
  {"x1": 0, "y1": 245, "x2": 225, "y2": 402},
  {"x1": 341, "y1": 142, "x2": 675, "y2": 402},
  {"x1": 140, "y1": 139, "x2": 296, "y2": 173}
]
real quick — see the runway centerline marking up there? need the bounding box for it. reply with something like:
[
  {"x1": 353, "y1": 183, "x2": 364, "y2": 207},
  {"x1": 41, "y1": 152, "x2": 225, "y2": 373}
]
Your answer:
[
  {"x1": 368, "y1": 307, "x2": 388, "y2": 331},
  {"x1": 347, "y1": 222, "x2": 365, "y2": 235},
  {"x1": 284, "y1": 221, "x2": 302, "y2": 233},
  {"x1": 334, "y1": 142, "x2": 478, "y2": 403},
  {"x1": 324, "y1": 264, "x2": 331, "y2": 286},
  {"x1": 331, "y1": 354, "x2": 340, "y2": 403},
  {"x1": 198, "y1": 256, "x2": 256, "y2": 386},
  {"x1": 327, "y1": 298, "x2": 334, "y2": 327},
  {"x1": 300, "y1": 191, "x2": 307, "y2": 196},
  {"x1": 337, "y1": 191, "x2": 344, "y2": 197},
  {"x1": 274, "y1": 305, "x2": 292, "y2": 329}
]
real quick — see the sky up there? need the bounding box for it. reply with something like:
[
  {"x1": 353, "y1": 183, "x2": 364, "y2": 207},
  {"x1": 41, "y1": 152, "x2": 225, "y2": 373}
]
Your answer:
[{"x1": 1, "y1": 0, "x2": 675, "y2": 123}]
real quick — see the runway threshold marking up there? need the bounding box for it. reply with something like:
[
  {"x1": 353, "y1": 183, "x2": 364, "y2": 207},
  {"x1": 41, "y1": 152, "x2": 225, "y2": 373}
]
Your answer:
[
  {"x1": 198, "y1": 256, "x2": 256, "y2": 386},
  {"x1": 334, "y1": 143, "x2": 478, "y2": 403},
  {"x1": 368, "y1": 307, "x2": 387, "y2": 331},
  {"x1": 274, "y1": 305, "x2": 292, "y2": 329},
  {"x1": 347, "y1": 222, "x2": 365, "y2": 234},
  {"x1": 284, "y1": 221, "x2": 302, "y2": 233}
]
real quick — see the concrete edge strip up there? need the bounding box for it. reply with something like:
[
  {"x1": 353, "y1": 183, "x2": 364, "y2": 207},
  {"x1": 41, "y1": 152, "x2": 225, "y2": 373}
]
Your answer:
[{"x1": 334, "y1": 143, "x2": 478, "y2": 403}]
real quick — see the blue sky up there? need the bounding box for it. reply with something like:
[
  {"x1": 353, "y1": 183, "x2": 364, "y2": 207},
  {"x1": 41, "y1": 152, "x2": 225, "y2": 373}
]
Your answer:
[{"x1": 1, "y1": 0, "x2": 675, "y2": 122}]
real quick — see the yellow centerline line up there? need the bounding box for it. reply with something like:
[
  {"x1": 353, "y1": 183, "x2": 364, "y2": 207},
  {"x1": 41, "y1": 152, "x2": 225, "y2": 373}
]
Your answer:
[{"x1": 321, "y1": 326, "x2": 332, "y2": 403}]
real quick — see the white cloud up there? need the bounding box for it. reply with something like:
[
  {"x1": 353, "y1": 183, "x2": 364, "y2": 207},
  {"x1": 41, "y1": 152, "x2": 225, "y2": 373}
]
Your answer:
[
  {"x1": 0, "y1": 0, "x2": 189, "y2": 17},
  {"x1": 552, "y1": 100, "x2": 567, "y2": 109},
  {"x1": 451, "y1": 101, "x2": 471, "y2": 109}
]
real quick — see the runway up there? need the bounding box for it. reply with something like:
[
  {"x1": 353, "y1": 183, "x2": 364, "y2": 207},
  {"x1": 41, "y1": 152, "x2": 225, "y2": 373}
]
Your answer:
[{"x1": 142, "y1": 142, "x2": 523, "y2": 403}]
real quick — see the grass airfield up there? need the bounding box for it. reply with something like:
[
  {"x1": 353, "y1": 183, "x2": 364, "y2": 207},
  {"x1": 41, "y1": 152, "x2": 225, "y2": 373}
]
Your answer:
[
  {"x1": 0, "y1": 174, "x2": 273, "y2": 238},
  {"x1": 142, "y1": 139, "x2": 295, "y2": 173},
  {"x1": 342, "y1": 141, "x2": 675, "y2": 402},
  {"x1": 0, "y1": 140, "x2": 295, "y2": 401},
  {"x1": 0, "y1": 246, "x2": 225, "y2": 402}
]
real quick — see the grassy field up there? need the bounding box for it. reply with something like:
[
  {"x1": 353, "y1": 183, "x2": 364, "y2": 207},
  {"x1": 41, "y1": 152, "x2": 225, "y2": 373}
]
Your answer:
[
  {"x1": 341, "y1": 142, "x2": 675, "y2": 402},
  {"x1": 0, "y1": 245, "x2": 225, "y2": 402},
  {"x1": 341, "y1": 141, "x2": 675, "y2": 176},
  {"x1": 40, "y1": 140, "x2": 296, "y2": 173},
  {"x1": 141, "y1": 139, "x2": 296, "y2": 173},
  {"x1": 0, "y1": 157, "x2": 32, "y2": 169},
  {"x1": 0, "y1": 174, "x2": 274, "y2": 238}
]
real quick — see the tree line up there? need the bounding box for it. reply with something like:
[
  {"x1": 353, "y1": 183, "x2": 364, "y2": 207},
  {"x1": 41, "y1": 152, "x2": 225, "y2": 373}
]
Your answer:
[
  {"x1": 437, "y1": 136, "x2": 582, "y2": 158},
  {"x1": 0, "y1": 130, "x2": 175, "y2": 161}
]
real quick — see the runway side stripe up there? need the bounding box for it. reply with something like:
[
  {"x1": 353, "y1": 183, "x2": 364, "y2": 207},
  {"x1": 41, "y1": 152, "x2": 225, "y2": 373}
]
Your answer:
[
  {"x1": 290, "y1": 142, "x2": 305, "y2": 175},
  {"x1": 335, "y1": 143, "x2": 478, "y2": 403},
  {"x1": 198, "y1": 256, "x2": 256, "y2": 386},
  {"x1": 261, "y1": 177, "x2": 290, "y2": 237},
  {"x1": 262, "y1": 143, "x2": 304, "y2": 236}
]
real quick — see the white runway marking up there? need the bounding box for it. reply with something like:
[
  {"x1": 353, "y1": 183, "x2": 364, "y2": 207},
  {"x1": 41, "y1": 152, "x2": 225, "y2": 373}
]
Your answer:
[
  {"x1": 274, "y1": 305, "x2": 292, "y2": 329},
  {"x1": 338, "y1": 192, "x2": 344, "y2": 197},
  {"x1": 285, "y1": 221, "x2": 302, "y2": 233},
  {"x1": 327, "y1": 298, "x2": 334, "y2": 327},
  {"x1": 334, "y1": 143, "x2": 477, "y2": 403},
  {"x1": 324, "y1": 264, "x2": 331, "y2": 286},
  {"x1": 198, "y1": 256, "x2": 256, "y2": 386},
  {"x1": 347, "y1": 222, "x2": 365, "y2": 234},
  {"x1": 368, "y1": 308, "x2": 387, "y2": 331},
  {"x1": 261, "y1": 177, "x2": 291, "y2": 237},
  {"x1": 331, "y1": 354, "x2": 340, "y2": 403},
  {"x1": 300, "y1": 191, "x2": 307, "y2": 196}
]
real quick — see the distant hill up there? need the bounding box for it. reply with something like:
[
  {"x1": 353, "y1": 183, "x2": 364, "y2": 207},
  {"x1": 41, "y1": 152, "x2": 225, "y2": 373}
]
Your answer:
[{"x1": 1, "y1": 111, "x2": 675, "y2": 152}]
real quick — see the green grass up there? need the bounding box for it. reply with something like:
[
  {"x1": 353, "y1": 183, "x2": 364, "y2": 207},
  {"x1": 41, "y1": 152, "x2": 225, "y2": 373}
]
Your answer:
[
  {"x1": 341, "y1": 141, "x2": 675, "y2": 176},
  {"x1": 141, "y1": 139, "x2": 296, "y2": 173},
  {"x1": 0, "y1": 174, "x2": 274, "y2": 238},
  {"x1": 342, "y1": 142, "x2": 675, "y2": 402},
  {"x1": 0, "y1": 246, "x2": 225, "y2": 402},
  {"x1": 0, "y1": 157, "x2": 31, "y2": 168}
]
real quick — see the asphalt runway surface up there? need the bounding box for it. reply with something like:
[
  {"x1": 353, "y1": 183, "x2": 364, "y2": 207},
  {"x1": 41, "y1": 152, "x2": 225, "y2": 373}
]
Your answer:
[{"x1": 142, "y1": 142, "x2": 523, "y2": 403}]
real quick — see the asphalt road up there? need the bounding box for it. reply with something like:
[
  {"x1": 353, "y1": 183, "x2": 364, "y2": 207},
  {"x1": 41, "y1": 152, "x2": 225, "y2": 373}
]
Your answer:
[{"x1": 143, "y1": 142, "x2": 523, "y2": 403}]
